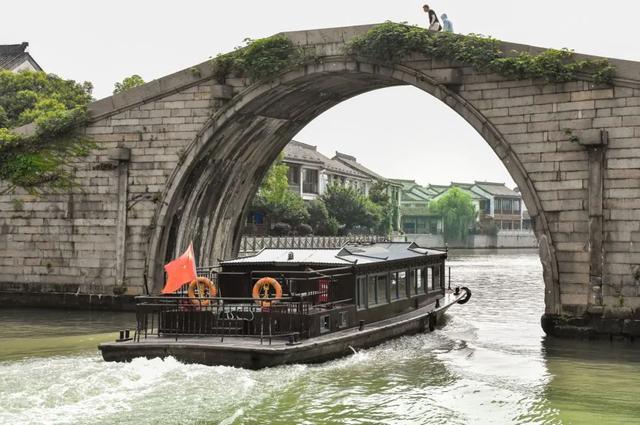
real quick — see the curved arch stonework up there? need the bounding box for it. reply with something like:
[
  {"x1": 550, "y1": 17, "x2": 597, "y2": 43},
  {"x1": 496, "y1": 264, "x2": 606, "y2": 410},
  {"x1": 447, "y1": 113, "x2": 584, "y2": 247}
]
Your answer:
[
  {"x1": 147, "y1": 59, "x2": 562, "y2": 315},
  {"x1": 2, "y1": 25, "x2": 640, "y2": 336}
]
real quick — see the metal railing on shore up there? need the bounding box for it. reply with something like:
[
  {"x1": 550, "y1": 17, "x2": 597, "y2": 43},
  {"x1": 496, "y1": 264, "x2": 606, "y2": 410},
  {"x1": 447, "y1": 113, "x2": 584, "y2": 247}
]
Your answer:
[{"x1": 239, "y1": 235, "x2": 390, "y2": 254}]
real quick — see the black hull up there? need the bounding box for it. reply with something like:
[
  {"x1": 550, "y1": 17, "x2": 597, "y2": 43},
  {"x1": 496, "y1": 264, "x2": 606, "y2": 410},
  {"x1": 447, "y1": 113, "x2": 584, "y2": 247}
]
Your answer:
[{"x1": 99, "y1": 290, "x2": 468, "y2": 369}]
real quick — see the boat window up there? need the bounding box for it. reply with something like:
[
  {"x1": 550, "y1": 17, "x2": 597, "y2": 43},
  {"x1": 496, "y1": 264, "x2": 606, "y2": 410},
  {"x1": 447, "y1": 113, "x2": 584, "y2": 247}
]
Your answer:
[
  {"x1": 390, "y1": 273, "x2": 399, "y2": 300},
  {"x1": 338, "y1": 311, "x2": 348, "y2": 328},
  {"x1": 398, "y1": 270, "x2": 407, "y2": 298},
  {"x1": 368, "y1": 275, "x2": 378, "y2": 306},
  {"x1": 415, "y1": 268, "x2": 424, "y2": 293},
  {"x1": 432, "y1": 266, "x2": 440, "y2": 291},
  {"x1": 320, "y1": 315, "x2": 330, "y2": 334},
  {"x1": 356, "y1": 276, "x2": 367, "y2": 309},
  {"x1": 377, "y1": 274, "x2": 389, "y2": 304}
]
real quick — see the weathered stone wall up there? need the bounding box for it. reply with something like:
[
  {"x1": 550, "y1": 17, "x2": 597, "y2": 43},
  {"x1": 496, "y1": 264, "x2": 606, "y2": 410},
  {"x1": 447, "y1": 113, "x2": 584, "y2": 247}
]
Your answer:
[{"x1": 1, "y1": 25, "x2": 640, "y2": 335}]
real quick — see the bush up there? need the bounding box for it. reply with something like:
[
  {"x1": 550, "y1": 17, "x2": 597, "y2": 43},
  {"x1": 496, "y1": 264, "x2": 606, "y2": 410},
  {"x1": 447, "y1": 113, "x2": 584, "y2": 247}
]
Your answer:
[
  {"x1": 272, "y1": 222, "x2": 291, "y2": 236},
  {"x1": 297, "y1": 223, "x2": 313, "y2": 236},
  {"x1": 0, "y1": 70, "x2": 94, "y2": 193},
  {"x1": 322, "y1": 184, "x2": 383, "y2": 232}
]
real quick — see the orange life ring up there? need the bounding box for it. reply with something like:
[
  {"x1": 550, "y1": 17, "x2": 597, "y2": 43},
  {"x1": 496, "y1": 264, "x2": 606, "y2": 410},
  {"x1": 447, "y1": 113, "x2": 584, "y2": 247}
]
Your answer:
[
  {"x1": 252, "y1": 277, "x2": 283, "y2": 307},
  {"x1": 187, "y1": 277, "x2": 218, "y2": 306}
]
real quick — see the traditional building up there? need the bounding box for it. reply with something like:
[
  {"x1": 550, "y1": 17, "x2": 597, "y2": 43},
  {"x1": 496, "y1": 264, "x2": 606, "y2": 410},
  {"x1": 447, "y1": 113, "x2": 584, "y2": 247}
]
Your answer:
[
  {"x1": 470, "y1": 181, "x2": 524, "y2": 230},
  {"x1": 282, "y1": 141, "x2": 372, "y2": 200},
  {"x1": 0, "y1": 42, "x2": 42, "y2": 72},
  {"x1": 391, "y1": 179, "x2": 442, "y2": 235},
  {"x1": 332, "y1": 151, "x2": 402, "y2": 231}
]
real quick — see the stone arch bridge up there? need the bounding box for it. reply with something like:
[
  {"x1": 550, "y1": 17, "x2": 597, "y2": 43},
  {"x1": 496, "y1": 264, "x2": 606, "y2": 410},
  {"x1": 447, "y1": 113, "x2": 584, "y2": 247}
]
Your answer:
[{"x1": 2, "y1": 25, "x2": 640, "y2": 336}]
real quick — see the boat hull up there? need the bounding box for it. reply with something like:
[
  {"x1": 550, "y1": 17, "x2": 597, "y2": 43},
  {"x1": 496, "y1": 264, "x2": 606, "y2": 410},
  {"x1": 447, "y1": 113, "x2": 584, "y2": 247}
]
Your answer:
[{"x1": 99, "y1": 290, "x2": 468, "y2": 369}]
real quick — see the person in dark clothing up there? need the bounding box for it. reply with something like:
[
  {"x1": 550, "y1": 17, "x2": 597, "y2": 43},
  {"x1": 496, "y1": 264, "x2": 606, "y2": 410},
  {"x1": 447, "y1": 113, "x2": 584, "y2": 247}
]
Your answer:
[{"x1": 423, "y1": 4, "x2": 442, "y2": 31}]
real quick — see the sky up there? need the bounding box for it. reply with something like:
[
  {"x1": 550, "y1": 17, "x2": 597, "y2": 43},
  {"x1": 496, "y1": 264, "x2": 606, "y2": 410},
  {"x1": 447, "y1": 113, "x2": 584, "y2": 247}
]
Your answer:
[{"x1": 4, "y1": 1, "x2": 636, "y2": 187}]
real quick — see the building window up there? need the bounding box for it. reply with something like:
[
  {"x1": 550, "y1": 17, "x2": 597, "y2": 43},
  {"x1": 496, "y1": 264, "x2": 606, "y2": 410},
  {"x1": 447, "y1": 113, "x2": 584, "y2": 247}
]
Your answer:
[
  {"x1": 479, "y1": 199, "x2": 490, "y2": 214},
  {"x1": 302, "y1": 169, "x2": 319, "y2": 194},
  {"x1": 287, "y1": 165, "x2": 300, "y2": 185},
  {"x1": 513, "y1": 200, "x2": 521, "y2": 213}
]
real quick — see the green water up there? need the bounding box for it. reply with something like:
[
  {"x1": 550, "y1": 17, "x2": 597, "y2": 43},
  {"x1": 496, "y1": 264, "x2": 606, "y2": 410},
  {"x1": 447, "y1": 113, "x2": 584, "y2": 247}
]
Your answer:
[{"x1": 1, "y1": 250, "x2": 639, "y2": 424}]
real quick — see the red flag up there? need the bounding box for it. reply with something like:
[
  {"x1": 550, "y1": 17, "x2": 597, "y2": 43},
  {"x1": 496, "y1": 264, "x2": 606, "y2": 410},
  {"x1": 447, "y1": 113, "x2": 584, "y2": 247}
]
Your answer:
[{"x1": 161, "y1": 243, "x2": 197, "y2": 294}]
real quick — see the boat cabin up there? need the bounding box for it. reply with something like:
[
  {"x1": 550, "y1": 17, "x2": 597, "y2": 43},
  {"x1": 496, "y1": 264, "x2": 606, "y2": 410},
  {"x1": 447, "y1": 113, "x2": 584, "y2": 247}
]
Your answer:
[{"x1": 216, "y1": 242, "x2": 447, "y2": 339}]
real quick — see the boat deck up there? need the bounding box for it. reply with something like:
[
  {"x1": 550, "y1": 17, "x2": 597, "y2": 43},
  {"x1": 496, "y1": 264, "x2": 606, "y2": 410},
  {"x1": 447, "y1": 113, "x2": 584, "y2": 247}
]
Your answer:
[{"x1": 99, "y1": 290, "x2": 466, "y2": 368}]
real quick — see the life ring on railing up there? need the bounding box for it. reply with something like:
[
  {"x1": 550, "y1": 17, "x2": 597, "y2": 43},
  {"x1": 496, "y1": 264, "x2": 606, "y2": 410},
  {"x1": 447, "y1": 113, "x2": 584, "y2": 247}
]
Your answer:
[
  {"x1": 187, "y1": 277, "x2": 218, "y2": 306},
  {"x1": 252, "y1": 277, "x2": 283, "y2": 307},
  {"x1": 457, "y1": 287, "x2": 472, "y2": 305}
]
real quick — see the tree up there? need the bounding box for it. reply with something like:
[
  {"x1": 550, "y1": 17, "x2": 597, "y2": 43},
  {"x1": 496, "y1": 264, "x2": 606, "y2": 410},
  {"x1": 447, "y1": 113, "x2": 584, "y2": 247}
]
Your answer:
[
  {"x1": 429, "y1": 187, "x2": 477, "y2": 242},
  {"x1": 253, "y1": 154, "x2": 308, "y2": 228},
  {"x1": 307, "y1": 199, "x2": 339, "y2": 236},
  {"x1": 369, "y1": 180, "x2": 394, "y2": 235},
  {"x1": 113, "y1": 74, "x2": 145, "y2": 94},
  {"x1": 0, "y1": 70, "x2": 93, "y2": 193},
  {"x1": 322, "y1": 184, "x2": 383, "y2": 233}
]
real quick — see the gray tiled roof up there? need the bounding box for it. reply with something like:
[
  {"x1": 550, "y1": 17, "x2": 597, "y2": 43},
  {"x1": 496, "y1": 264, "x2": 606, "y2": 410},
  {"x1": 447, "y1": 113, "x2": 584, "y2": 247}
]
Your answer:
[
  {"x1": 333, "y1": 152, "x2": 385, "y2": 180},
  {"x1": 284, "y1": 141, "x2": 368, "y2": 178},
  {"x1": 0, "y1": 43, "x2": 41, "y2": 71},
  {"x1": 221, "y1": 242, "x2": 445, "y2": 266},
  {"x1": 474, "y1": 181, "x2": 520, "y2": 197}
]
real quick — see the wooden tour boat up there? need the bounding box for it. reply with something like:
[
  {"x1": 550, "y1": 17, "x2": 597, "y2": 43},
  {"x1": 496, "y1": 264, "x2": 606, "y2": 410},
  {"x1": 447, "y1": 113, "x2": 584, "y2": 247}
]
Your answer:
[{"x1": 99, "y1": 242, "x2": 471, "y2": 369}]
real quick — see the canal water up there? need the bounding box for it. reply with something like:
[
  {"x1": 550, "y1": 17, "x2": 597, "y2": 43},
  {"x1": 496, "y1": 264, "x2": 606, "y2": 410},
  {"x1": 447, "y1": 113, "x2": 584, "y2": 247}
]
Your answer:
[{"x1": 1, "y1": 250, "x2": 639, "y2": 424}]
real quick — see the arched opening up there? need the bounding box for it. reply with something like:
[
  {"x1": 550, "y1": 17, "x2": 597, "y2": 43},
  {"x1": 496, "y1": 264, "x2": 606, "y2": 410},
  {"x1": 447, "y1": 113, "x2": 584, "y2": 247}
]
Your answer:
[{"x1": 146, "y1": 59, "x2": 559, "y2": 313}]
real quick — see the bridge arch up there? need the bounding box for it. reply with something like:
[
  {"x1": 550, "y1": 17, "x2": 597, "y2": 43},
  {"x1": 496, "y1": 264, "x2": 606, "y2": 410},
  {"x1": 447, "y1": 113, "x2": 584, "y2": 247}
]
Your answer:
[{"x1": 146, "y1": 57, "x2": 560, "y2": 312}]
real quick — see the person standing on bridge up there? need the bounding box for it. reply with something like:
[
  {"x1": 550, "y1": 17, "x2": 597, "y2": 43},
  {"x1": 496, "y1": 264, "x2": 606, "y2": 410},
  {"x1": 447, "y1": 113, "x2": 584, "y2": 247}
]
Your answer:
[
  {"x1": 423, "y1": 4, "x2": 442, "y2": 31},
  {"x1": 441, "y1": 13, "x2": 454, "y2": 32}
]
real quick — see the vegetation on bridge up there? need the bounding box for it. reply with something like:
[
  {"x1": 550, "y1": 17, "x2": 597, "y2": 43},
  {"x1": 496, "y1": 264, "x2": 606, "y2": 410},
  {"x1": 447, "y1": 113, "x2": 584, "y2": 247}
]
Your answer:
[
  {"x1": 113, "y1": 74, "x2": 145, "y2": 94},
  {"x1": 214, "y1": 34, "x2": 312, "y2": 83},
  {"x1": 347, "y1": 22, "x2": 615, "y2": 85},
  {"x1": 0, "y1": 70, "x2": 93, "y2": 194}
]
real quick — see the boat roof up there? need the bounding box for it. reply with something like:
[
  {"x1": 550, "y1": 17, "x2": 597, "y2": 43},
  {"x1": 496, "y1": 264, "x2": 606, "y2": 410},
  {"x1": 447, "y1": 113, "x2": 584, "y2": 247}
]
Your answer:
[{"x1": 221, "y1": 242, "x2": 446, "y2": 267}]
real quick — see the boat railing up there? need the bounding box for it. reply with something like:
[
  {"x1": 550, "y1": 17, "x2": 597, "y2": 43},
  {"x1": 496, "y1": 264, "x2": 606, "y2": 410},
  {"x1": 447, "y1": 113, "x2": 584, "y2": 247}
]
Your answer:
[{"x1": 133, "y1": 295, "x2": 311, "y2": 345}]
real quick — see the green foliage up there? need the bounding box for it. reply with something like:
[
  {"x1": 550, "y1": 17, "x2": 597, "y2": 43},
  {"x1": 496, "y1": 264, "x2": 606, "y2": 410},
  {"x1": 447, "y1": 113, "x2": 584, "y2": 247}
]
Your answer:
[
  {"x1": 253, "y1": 154, "x2": 309, "y2": 226},
  {"x1": 113, "y1": 74, "x2": 145, "y2": 94},
  {"x1": 347, "y1": 22, "x2": 615, "y2": 84},
  {"x1": 213, "y1": 35, "x2": 311, "y2": 83},
  {"x1": 369, "y1": 181, "x2": 394, "y2": 234},
  {"x1": 322, "y1": 184, "x2": 383, "y2": 232},
  {"x1": 369, "y1": 181, "x2": 390, "y2": 205},
  {"x1": 429, "y1": 187, "x2": 477, "y2": 242},
  {"x1": 306, "y1": 199, "x2": 333, "y2": 235},
  {"x1": 0, "y1": 70, "x2": 93, "y2": 193}
]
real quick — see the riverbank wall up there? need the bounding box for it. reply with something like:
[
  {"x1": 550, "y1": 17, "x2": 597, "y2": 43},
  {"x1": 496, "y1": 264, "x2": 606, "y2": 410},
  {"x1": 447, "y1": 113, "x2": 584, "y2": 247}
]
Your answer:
[{"x1": 392, "y1": 230, "x2": 538, "y2": 250}]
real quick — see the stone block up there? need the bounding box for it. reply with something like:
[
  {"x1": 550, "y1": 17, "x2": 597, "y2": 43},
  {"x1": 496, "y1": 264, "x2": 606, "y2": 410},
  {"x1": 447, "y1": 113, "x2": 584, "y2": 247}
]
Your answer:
[
  {"x1": 426, "y1": 68, "x2": 463, "y2": 85},
  {"x1": 534, "y1": 93, "x2": 571, "y2": 104},
  {"x1": 556, "y1": 100, "x2": 595, "y2": 112},
  {"x1": 107, "y1": 148, "x2": 131, "y2": 162},
  {"x1": 493, "y1": 96, "x2": 533, "y2": 108}
]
